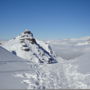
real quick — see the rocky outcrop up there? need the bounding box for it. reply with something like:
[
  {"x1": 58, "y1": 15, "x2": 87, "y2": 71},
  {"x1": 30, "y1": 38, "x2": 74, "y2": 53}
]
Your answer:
[{"x1": 20, "y1": 29, "x2": 36, "y2": 44}]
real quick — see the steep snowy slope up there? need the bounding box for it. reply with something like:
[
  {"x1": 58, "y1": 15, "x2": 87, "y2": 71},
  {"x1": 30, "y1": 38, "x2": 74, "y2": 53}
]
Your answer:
[
  {"x1": 0, "y1": 46, "x2": 31, "y2": 89},
  {"x1": 3, "y1": 29, "x2": 56, "y2": 64},
  {"x1": 0, "y1": 46, "x2": 73, "y2": 89},
  {"x1": 0, "y1": 46, "x2": 59, "y2": 89}
]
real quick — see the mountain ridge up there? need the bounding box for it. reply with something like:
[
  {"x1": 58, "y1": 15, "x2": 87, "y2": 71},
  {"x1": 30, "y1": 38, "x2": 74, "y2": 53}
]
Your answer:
[{"x1": 2, "y1": 29, "x2": 57, "y2": 64}]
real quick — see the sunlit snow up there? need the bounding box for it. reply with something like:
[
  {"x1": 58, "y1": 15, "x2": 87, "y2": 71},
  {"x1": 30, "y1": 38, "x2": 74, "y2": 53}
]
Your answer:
[{"x1": 0, "y1": 31, "x2": 90, "y2": 89}]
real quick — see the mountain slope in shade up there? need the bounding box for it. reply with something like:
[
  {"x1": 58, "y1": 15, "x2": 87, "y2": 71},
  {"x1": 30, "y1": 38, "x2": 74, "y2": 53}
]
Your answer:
[
  {"x1": 0, "y1": 46, "x2": 32, "y2": 89},
  {"x1": 3, "y1": 29, "x2": 57, "y2": 64}
]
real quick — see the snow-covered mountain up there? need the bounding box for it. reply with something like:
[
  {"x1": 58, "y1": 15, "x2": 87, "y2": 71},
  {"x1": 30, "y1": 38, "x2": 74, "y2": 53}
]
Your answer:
[
  {"x1": 1, "y1": 32, "x2": 90, "y2": 89},
  {"x1": 2, "y1": 29, "x2": 57, "y2": 64}
]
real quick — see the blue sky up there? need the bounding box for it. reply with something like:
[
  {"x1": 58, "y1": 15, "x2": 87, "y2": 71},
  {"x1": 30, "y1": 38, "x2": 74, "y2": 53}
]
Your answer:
[{"x1": 0, "y1": 0, "x2": 90, "y2": 40}]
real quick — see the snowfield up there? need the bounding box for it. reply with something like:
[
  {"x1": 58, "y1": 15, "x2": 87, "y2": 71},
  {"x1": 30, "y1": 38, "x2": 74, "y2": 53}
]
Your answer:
[
  {"x1": 1, "y1": 30, "x2": 90, "y2": 89},
  {"x1": 0, "y1": 46, "x2": 63, "y2": 89},
  {"x1": 48, "y1": 36, "x2": 90, "y2": 88}
]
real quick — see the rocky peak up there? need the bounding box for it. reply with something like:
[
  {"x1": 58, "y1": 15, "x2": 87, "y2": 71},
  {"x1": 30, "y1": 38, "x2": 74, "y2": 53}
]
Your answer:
[
  {"x1": 21, "y1": 29, "x2": 33, "y2": 38},
  {"x1": 19, "y1": 29, "x2": 36, "y2": 44},
  {"x1": 24, "y1": 29, "x2": 32, "y2": 34},
  {"x1": 3, "y1": 29, "x2": 57, "y2": 64}
]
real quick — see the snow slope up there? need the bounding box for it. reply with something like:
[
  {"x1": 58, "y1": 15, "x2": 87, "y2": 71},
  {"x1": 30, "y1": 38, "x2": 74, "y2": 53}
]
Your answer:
[
  {"x1": 0, "y1": 46, "x2": 31, "y2": 89},
  {"x1": 0, "y1": 46, "x2": 72, "y2": 89},
  {"x1": 71, "y1": 52, "x2": 90, "y2": 74},
  {"x1": 0, "y1": 46, "x2": 59, "y2": 89},
  {"x1": 47, "y1": 37, "x2": 90, "y2": 88}
]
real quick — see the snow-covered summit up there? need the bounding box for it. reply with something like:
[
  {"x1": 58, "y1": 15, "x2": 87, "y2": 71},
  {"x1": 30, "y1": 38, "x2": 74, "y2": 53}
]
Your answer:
[
  {"x1": 19, "y1": 29, "x2": 35, "y2": 42},
  {"x1": 3, "y1": 29, "x2": 57, "y2": 64}
]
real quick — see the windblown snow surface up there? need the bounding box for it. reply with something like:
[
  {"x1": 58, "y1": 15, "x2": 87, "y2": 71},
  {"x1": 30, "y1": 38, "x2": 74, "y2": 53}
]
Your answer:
[
  {"x1": 48, "y1": 37, "x2": 90, "y2": 89},
  {"x1": 1, "y1": 34, "x2": 90, "y2": 89}
]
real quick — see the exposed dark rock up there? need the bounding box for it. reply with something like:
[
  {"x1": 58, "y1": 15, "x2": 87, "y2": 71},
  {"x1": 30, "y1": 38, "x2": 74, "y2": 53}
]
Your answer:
[
  {"x1": 24, "y1": 48, "x2": 30, "y2": 51},
  {"x1": 31, "y1": 38, "x2": 37, "y2": 44},
  {"x1": 24, "y1": 30, "x2": 32, "y2": 34},
  {"x1": 22, "y1": 47, "x2": 30, "y2": 51},
  {"x1": 20, "y1": 40, "x2": 25, "y2": 43},
  {"x1": 12, "y1": 51, "x2": 17, "y2": 55}
]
